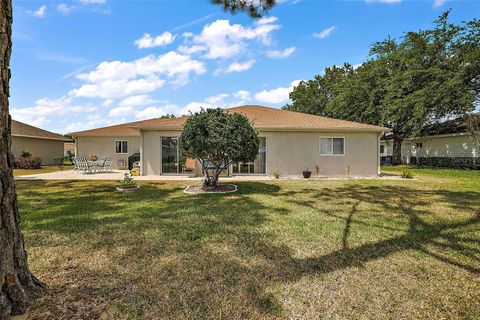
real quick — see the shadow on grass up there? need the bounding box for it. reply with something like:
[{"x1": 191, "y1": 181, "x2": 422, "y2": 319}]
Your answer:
[{"x1": 16, "y1": 180, "x2": 480, "y2": 319}]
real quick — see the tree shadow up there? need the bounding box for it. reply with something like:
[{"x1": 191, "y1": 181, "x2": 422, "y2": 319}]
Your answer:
[{"x1": 16, "y1": 180, "x2": 480, "y2": 319}]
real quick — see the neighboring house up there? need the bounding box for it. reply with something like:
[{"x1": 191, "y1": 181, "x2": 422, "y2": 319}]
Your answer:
[
  {"x1": 12, "y1": 120, "x2": 70, "y2": 165},
  {"x1": 73, "y1": 105, "x2": 388, "y2": 177},
  {"x1": 380, "y1": 114, "x2": 479, "y2": 168},
  {"x1": 64, "y1": 141, "x2": 76, "y2": 157}
]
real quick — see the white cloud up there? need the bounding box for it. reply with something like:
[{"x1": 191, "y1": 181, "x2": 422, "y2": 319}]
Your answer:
[
  {"x1": 233, "y1": 90, "x2": 251, "y2": 101},
  {"x1": 109, "y1": 106, "x2": 133, "y2": 117},
  {"x1": 266, "y1": 46, "x2": 296, "y2": 58},
  {"x1": 180, "y1": 102, "x2": 216, "y2": 115},
  {"x1": 135, "y1": 32, "x2": 177, "y2": 49},
  {"x1": 119, "y1": 95, "x2": 157, "y2": 107},
  {"x1": 180, "y1": 18, "x2": 281, "y2": 60},
  {"x1": 254, "y1": 80, "x2": 302, "y2": 104},
  {"x1": 215, "y1": 60, "x2": 255, "y2": 75},
  {"x1": 365, "y1": 0, "x2": 401, "y2": 3},
  {"x1": 433, "y1": 0, "x2": 447, "y2": 8},
  {"x1": 205, "y1": 93, "x2": 230, "y2": 105},
  {"x1": 11, "y1": 96, "x2": 97, "y2": 128},
  {"x1": 57, "y1": 3, "x2": 73, "y2": 15},
  {"x1": 70, "y1": 51, "x2": 205, "y2": 99},
  {"x1": 30, "y1": 5, "x2": 47, "y2": 18},
  {"x1": 79, "y1": 0, "x2": 106, "y2": 4},
  {"x1": 135, "y1": 104, "x2": 178, "y2": 119},
  {"x1": 313, "y1": 26, "x2": 336, "y2": 39}
]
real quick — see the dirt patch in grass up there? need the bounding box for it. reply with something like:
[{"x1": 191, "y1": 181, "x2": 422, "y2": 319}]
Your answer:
[{"x1": 184, "y1": 184, "x2": 237, "y2": 194}]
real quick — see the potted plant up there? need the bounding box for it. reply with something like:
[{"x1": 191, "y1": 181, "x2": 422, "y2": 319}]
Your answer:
[
  {"x1": 303, "y1": 168, "x2": 312, "y2": 179},
  {"x1": 116, "y1": 172, "x2": 139, "y2": 191}
]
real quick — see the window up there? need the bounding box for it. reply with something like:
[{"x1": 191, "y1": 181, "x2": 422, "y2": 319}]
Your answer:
[
  {"x1": 115, "y1": 140, "x2": 128, "y2": 154},
  {"x1": 416, "y1": 142, "x2": 423, "y2": 148},
  {"x1": 232, "y1": 137, "x2": 267, "y2": 174},
  {"x1": 320, "y1": 137, "x2": 344, "y2": 155},
  {"x1": 380, "y1": 145, "x2": 385, "y2": 154}
]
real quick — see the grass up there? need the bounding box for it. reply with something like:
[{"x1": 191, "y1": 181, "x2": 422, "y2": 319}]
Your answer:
[
  {"x1": 14, "y1": 166, "x2": 71, "y2": 176},
  {"x1": 16, "y1": 167, "x2": 480, "y2": 319}
]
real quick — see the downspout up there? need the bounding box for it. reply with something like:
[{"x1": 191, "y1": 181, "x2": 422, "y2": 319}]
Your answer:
[{"x1": 377, "y1": 132, "x2": 381, "y2": 177}]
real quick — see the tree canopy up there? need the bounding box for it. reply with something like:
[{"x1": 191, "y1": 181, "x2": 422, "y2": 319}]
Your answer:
[
  {"x1": 210, "y1": 0, "x2": 276, "y2": 18},
  {"x1": 179, "y1": 108, "x2": 259, "y2": 187},
  {"x1": 284, "y1": 11, "x2": 479, "y2": 164}
]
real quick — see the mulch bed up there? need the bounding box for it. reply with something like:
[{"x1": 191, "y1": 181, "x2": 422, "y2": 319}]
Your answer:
[{"x1": 184, "y1": 184, "x2": 237, "y2": 194}]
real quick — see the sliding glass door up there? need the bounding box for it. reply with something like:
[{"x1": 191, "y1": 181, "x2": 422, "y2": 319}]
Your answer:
[
  {"x1": 161, "y1": 137, "x2": 186, "y2": 174},
  {"x1": 232, "y1": 137, "x2": 266, "y2": 175}
]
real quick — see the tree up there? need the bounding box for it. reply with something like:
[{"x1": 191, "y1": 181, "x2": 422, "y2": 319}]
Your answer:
[
  {"x1": 1, "y1": 0, "x2": 44, "y2": 318},
  {"x1": 285, "y1": 11, "x2": 479, "y2": 165},
  {"x1": 210, "y1": 0, "x2": 276, "y2": 18},
  {"x1": 179, "y1": 108, "x2": 259, "y2": 188}
]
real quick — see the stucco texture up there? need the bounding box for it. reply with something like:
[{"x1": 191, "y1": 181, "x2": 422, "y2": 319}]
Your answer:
[{"x1": 12, "y1": 136, "x2": 65, "y2": 165}]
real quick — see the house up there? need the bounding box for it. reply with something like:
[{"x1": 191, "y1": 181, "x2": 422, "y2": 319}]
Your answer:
[
  {"x1": 380, "y1": 114, "x2": 479, "y2": 169},
  {"x1": 72, "y1": 105, "x2": 388, "y2": 177},
  {"x1": 12, "y1": 120, "x2": 71, "y2": 165}
]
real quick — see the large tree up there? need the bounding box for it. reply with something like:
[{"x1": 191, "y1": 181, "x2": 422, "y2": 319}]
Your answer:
[
  {"x1": 285, "y1": 12, "x2": 479, "y2": 164},
  {"x1": 0, "y1": 0, "x2": 44, "y2": 318},
  {"x1": 179, "y1": 108, "x2": 259, "y2": 188},
  {"x1": 0, "y1": 0, "x2": 275, "y2": 317}
]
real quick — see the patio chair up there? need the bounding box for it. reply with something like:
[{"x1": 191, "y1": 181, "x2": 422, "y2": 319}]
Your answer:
[
  {"x1": 72, "y1": 157, "x2": 80, "y2": 172},
  {"x1": 182, "y1": 158, "x2": 196, "y2": 176},
  {"x1": 99, "y1": 157, "x2": 113, "y2": 173},
  {"x1": 77, "y1": 157, "x2": 94, "y2": 174}
]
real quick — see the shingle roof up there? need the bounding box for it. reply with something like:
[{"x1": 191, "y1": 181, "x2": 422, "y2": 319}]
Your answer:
[
  {"x1": 421, "y1": 113, "x2": 480, "y2": 136},
  {"x1": 73, "y1": 105, "x2": 387, "y2": 136},
  {"x1": 12, "y1": 120, "x2": 70, "y2": 141}
]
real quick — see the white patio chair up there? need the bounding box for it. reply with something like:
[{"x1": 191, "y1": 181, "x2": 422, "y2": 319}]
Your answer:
[
  {"x1": 100, "y1": 157, "x2": 113, "y2": 173},
  {"x1": 77, "y1": 157, "x2": 94, "y2": 174}
]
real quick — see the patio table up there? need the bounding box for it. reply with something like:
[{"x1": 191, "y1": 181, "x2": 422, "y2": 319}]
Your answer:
[{"x1": 87, "y1": 160, "x2": 105, "y2": 172}]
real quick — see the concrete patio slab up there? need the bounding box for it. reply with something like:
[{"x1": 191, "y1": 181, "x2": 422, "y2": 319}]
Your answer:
[{"x1": 14, "y1": 169, "x2": 405, "y2": 181}]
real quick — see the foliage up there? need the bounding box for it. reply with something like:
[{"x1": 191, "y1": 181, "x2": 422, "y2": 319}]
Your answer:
[
  {"x1": 179, "y1": 108, "x2": 259, "y2": 187},
  {"x1": 21, "y1": 149, "x2": 32, "y2": 158},
  {"x1": 401, "y1": 170, "x2": 414, "y2": 179},
  {"x1": 273, "y1": 171, "x2": 281, "y2": 179},
  {"x1": 117, "y1": 172, "x2": 136, "y2": 187},
  {"x1": 284, "y1": 11, "x2": 479, "y2": 164},
  {"x1": 210, "y1": 0, "x2": 276, "y2": 18},
  {"x1": 65, "y1": 150, "x2": 74, "y2": 162},
  {"x1": 14, "y1": 156, "x2": 42, "y2": 169},
  {"x1": 53, "y1": 156, "x2": 67, "y2": 170}
]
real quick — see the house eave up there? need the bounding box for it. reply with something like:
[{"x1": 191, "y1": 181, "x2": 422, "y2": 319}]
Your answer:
[
  {"x1": 12, "y1": 134, "x2": 71, "y2": 141},
  {"x1": 132, "y1": 125, "x2": 389, "y2": 133}
]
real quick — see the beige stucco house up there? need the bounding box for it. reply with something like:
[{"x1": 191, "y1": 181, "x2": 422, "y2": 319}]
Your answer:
[
  {"x1": 73, "y1": 105, "x2": 388, "y2": 177},
  {"x1": 12, "y1": 120, "x2": 70, "y2": 165},
  {"x1": 380, "y1": 114, "x2": 479, "y2": 168}
]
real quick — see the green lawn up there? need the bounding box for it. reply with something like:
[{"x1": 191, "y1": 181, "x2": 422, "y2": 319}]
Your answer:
[
  {"x1": 14, "y1": 166, "x2": 72, "y2": 176},
  {"x1": 16, "y1": 167, "x2": 479, "y2": 319}
]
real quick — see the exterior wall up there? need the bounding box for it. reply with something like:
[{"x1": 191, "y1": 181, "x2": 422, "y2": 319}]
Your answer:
[
  {"x1": 75, "y1": 135, "x2": 141, "y2": 169},
  {"x1": 263, "y1": 131, "x2": 380, "y2": 177},
  {"x1": 381, "y1": 134, "x2": 478, "y2": 165},
  {"x1": 11, "y1": 136, "x2": 65, "y2": 165},
  {"x1": 402, "y1": 134, "x2": 477, "y2": 164},
  {"x1": 141, "y1": 130, "x2": 380, "y2": 177}
]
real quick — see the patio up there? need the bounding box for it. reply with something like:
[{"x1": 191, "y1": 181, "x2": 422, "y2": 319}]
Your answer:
[{"x1": 14, "y1": 169, "x2": 272, "y2": 181}]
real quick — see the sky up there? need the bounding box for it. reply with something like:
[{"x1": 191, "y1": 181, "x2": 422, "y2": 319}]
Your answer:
[{"x1": 10, "y1": 0, "x2": 480, "y2": 134}]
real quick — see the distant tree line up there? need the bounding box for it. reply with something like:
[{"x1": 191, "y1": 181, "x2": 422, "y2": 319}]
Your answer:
[{"x1": 284, "y1": 11, "x2": 480, "y2": 164}]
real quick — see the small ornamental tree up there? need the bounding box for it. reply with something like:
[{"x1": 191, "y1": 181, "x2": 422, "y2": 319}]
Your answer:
[{"x1": 179, "y1": 108, "x2": 259, "y2": 188}]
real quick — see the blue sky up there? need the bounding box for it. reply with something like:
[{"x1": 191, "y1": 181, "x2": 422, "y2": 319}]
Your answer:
[{"x1": 11, "y1": 0, "x2": 480, "y2": 134}]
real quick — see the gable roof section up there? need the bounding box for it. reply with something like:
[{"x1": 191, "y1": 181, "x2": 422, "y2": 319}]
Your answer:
[
  {"x1": 73, "y1": 105, "x2": 387, "y2": 136},
  {"x1": 12, "y1": 120, "x2": 70, "y2": 141}
]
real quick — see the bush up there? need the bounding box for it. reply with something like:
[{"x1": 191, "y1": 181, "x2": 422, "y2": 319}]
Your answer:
[
  {"x1": 401, "y1": 170, "x2": 414, "y2": 179},
  {"x1": 273, "y1": 171, "x2": 281, "y2": 179},
  {"x1": 14, "y1": 156, "x2": 42, "y2": 169},
  {"x1": 21, "y1": 150, "x2": 32, "y2": 158},
  {"x1": 54, "y1": 156, "x2": 67, "y2": 170}
]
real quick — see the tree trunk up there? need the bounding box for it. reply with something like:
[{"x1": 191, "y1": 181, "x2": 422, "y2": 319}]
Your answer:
[
  {"x1": 392, "y1": 131, "x2": 404, "y2": 165},
  {"x1": 1, "y1": 1, "x2": 44, "y2": 318}
]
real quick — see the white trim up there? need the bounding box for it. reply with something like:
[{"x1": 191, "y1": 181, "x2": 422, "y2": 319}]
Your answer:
[
  {"x1": 114, "y1": 140, "x2": 129, "y2": 154},
  {"x1": 12, "y1": 134, "x2": 70, "y2": 141},
  {"x1": 319, "y1": 136, "x2": 345, "y2": 156}
]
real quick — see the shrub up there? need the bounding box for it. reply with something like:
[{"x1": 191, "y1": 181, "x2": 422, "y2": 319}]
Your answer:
[
  {"x1": 21, "y1": 150, "x2": 32, "y2": 158},
  {"x1": 54, "y1": 156, "x2": 67, "y2": 170},
  {"x1": 273, "y1": 171, "x2": 281, "y2": 179},
  {"x1": 14, "y1": 156, "x2": 42, "y2": 169},
  {"x1": 401, "y1": 170, "x2": 414, "y2": 179}
]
